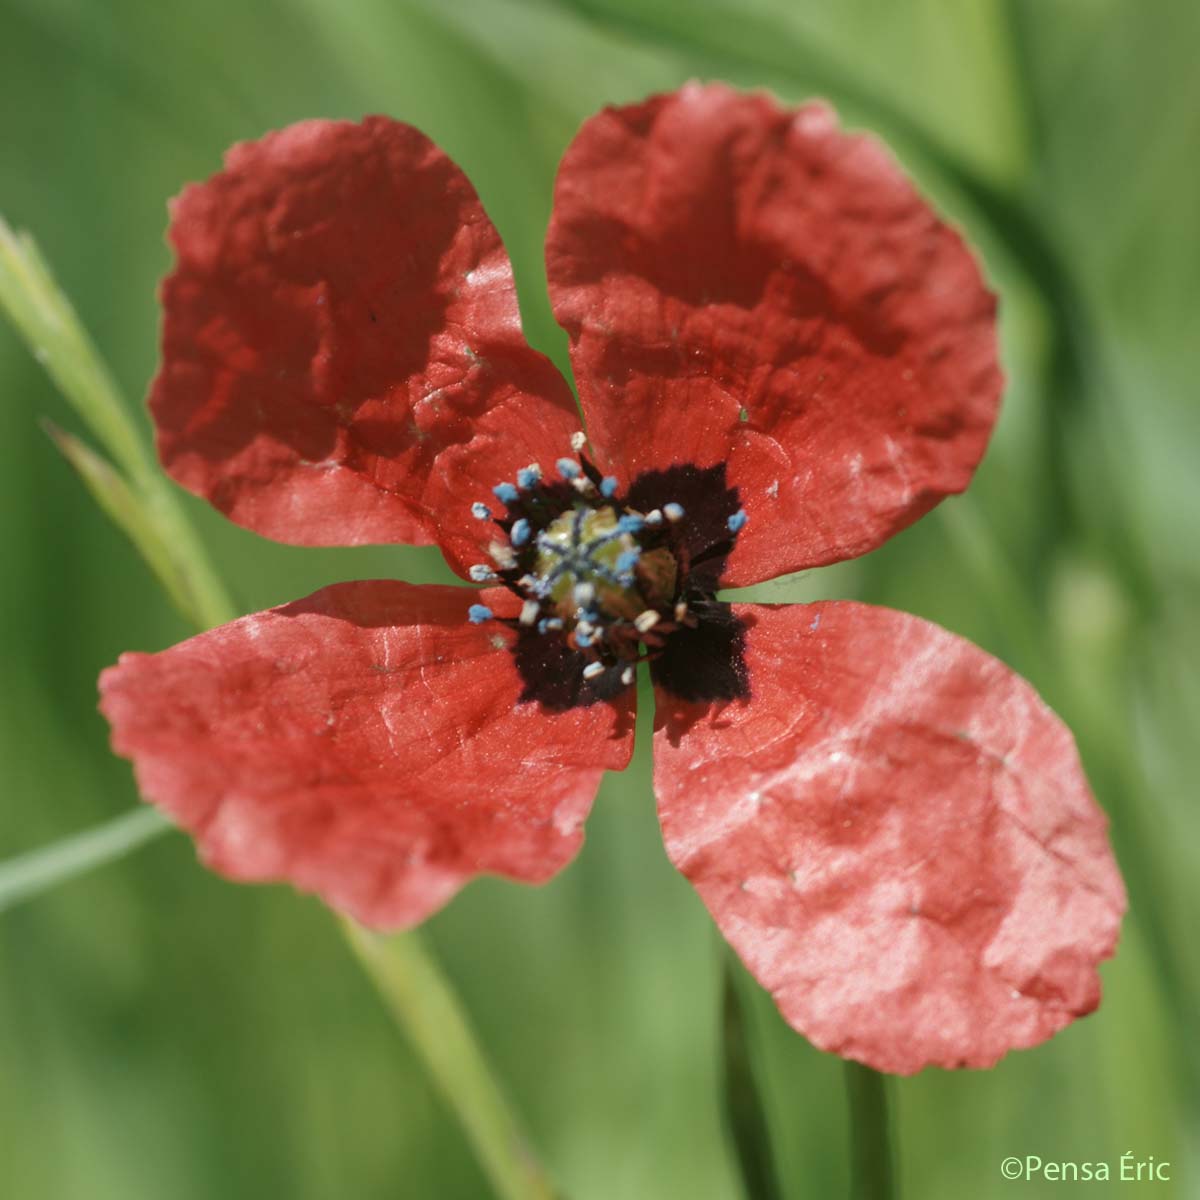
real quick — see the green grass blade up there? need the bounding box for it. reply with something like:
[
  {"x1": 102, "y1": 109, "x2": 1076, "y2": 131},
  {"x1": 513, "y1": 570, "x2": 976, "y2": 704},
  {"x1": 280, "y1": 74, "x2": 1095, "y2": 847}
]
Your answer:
[
  {"x1": 44, "y1": 422, "x2": 201, "y2": 626},
  {"x1": 0, "y1": 219, "x2": 147, "y2": 482},
  {"x1": 343, "y1": 922, "x2": 561, "y2": 1200},
  {"x1": 0, "y1": 808, "x2": 172, "y2": 915},
  {"x1": 0, "y1": 219, "x2": 235, "y2": 629}
]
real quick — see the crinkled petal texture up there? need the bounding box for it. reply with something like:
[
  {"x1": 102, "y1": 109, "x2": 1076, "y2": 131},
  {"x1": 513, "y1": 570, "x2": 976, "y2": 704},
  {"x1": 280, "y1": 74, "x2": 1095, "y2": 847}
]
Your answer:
[
  {"x1": 654, "y1": 602, "x2": 1125, "y2": 1074},
  {"x1": 99, "y1": 582, "x2": 634, "y2": 929},
  {"x1": 546, "y1": 83, "x2": 1002, "y2": 586},
  {"x1": 153, "y1": 116, "x2": 580, "y2": 569}
]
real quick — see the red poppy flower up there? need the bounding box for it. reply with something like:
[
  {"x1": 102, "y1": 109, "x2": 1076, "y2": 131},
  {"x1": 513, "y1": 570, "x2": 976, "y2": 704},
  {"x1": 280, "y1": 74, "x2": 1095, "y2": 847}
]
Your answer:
[{"x1": 99, "y1": 83, "x2": 1125, "y2": 1074}]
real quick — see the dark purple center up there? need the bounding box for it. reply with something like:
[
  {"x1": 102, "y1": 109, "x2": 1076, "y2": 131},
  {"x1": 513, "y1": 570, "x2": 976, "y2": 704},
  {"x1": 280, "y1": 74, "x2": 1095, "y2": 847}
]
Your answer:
[{"x1": 467, "y1": 438, "x2": 750, "y2": 711}]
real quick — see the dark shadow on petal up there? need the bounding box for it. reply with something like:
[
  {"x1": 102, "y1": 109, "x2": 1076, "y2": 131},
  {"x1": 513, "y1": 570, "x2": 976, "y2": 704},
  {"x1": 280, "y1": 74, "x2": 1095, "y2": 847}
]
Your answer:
[
  {"x1": 625, "y1": 462, "x2": 742, "y2": 588},
  {"x1": 651, "y1": 603, "x2": 752, "y2": 708},
  {"x1": 158, "y1": 122, "x2": 465, "y2": 477},
  {"x1": 278, "y1": 580, "x2": 471, "y2": 627},
  {"x1": 513, "y1": 630, "x2": 635, "y2": 733}
]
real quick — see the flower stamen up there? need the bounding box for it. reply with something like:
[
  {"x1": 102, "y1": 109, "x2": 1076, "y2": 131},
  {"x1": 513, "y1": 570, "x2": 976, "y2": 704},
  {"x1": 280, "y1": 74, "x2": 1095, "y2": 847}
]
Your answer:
[{"x1": 467, "y1": 440, "x2": 748, "y2": 689}]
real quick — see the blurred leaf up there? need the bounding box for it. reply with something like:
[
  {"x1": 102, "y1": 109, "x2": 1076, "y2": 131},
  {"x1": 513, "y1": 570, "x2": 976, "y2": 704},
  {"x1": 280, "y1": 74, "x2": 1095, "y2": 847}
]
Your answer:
[
  {"x1": 844, "y1": 1062, "x2": 895, "y2": 1200},
  {"x1": 549, "y1": 0, "x2": 1027, "y2": 182},
  {"x1": 407, "y1": 0, "x2": 678, "y2": 123},
  {"x1": 720, "y1": 953, "x2": 783, "y2": 1200}
]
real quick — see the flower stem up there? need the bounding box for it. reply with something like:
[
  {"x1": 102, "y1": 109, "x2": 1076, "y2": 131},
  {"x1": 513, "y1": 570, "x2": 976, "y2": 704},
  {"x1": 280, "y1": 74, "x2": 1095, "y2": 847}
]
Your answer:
[
  {"x1": 0, "y1": 808, "x2": 171, "y2": 914},
  {"x1": 343, "y1": 922, "x2": 560, "y2": 1200},
  {"x1": 843, "y1": 1061, "x2": 896, "y2": 1200},
  {"x1": 720, "y1": 952, "x2": 783, "y2": 1200}
]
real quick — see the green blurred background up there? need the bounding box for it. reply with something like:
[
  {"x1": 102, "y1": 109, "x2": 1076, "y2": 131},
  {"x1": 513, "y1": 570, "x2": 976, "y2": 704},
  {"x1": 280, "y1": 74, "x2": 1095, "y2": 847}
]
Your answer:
[{"x1": 2, "y1": 0, "x2": 1197, "y2": 1196}]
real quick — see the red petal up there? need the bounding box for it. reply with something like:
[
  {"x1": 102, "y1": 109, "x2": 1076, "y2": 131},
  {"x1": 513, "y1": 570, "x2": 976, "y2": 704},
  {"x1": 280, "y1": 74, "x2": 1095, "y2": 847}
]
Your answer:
[
  {"x1": 99, "y1": 582, "x2": 633, "y2": 928},
  {"x1": 653, "y1": 602, "x2": 1125, "y2": 1073},
  {"x1": 546, "y1": 84, "x2": 1002, "y2": 584},
  {"x1": 153, "y1": 117, "x2": 580, "y2": 560}
]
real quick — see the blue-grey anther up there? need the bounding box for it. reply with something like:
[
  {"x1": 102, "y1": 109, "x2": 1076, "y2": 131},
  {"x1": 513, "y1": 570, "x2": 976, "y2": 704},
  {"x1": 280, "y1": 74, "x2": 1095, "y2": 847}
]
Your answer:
[{"x1": 468, "y1": 442, "x2": 734, "y2": 688}]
